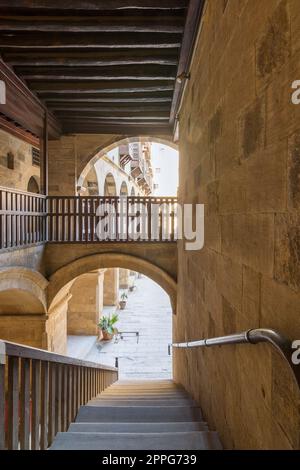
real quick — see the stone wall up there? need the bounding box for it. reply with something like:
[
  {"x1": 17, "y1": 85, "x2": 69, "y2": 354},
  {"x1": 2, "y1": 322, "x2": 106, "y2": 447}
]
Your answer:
[
  {"x1": 0, "y1": 128, "x2": 40, "y2": 191},
  {"x1": 173, "y1": 0, "x2": 300, "y2": 449},
  {"x1": 48, "y1": 134, "x2": 122, "y2": 195},
  {"x1": 103, "y1": 268, "x2": 119, "y2": 306}
]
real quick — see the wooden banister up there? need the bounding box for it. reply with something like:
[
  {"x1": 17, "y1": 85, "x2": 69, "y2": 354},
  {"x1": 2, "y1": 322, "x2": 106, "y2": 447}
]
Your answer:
[
  {"x1": 0, "y1": 339, "x2": 118, "y2": 450},
  {"x1": 0, "y1": 187, "x2": 178, "y2": 249}
]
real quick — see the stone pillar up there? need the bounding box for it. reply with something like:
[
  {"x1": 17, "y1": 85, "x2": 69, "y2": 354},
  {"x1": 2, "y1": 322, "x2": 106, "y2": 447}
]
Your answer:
[
  {"x1": 103, "y1": 268, "x2": 119, "y2": 306},
  {"x1": 119, "y1": 268, "x2": 129, "y2": 289},
  {"x1": 67, "y1": 270, "x2": 105, "y2": 335},
  {"x1": 46, "y1": 293, "x2": 70, "y2": 354}
]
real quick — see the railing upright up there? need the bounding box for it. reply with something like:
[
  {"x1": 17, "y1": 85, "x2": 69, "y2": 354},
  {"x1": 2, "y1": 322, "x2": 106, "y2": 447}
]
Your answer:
[{"x1": 0, "y1": 340, "x2": 118, "y2": 450}]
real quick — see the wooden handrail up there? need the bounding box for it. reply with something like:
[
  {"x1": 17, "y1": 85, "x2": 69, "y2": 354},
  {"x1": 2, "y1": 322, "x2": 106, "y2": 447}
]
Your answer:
[{"x1": 0, "y1": 339, "x2": 118, "y2": 450}]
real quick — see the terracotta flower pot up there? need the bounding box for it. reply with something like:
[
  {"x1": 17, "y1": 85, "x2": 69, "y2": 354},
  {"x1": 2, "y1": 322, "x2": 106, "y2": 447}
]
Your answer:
[{"x1": 101, "y1": 330, "x2": 114, "y2": 341}]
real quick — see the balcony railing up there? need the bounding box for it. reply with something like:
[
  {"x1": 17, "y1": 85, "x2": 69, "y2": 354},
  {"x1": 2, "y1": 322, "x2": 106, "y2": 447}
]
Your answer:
[
  {"x1": 0, "y1": 186, "x2": 47, "y2": 250},
  {"x1": 0, "y1": 340, "x2": 118, "y2": 450},
  {"x1": 48, "y1": 196, "x2": 178, "y2": 243},
  {"x1": 0, "y1": 188, "x2": 178, "y2": 249}
]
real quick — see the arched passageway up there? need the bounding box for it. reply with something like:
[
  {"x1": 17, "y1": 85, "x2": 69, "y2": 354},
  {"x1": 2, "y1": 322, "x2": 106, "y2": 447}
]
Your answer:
[
  {"x1": 48, "y1": 252, "x2": 177, "y2": 315},
  {"x1": 120, "y1": 181, "x2": 128, "y2": 196},
  {"x1": 77, "y1": 136, "x2": 178, "y2": 191},
  {"x1": 104, "y1": 173, "x2": 117, "y2": 196}
]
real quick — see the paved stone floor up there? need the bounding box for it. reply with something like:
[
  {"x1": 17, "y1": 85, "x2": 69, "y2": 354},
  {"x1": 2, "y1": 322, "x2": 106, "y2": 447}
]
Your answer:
[{"x1": 67, "y1": 275, "x2": 172, "y2": 379}]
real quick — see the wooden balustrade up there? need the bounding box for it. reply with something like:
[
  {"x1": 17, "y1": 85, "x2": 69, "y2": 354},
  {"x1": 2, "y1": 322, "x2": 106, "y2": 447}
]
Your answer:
[
  {"x1": 47, "y1": 195, "x2": 178, "y2": 243},
  {"x1": 0, "y1": 340, "x2": 118, "y2": 450},
  {"x1": 0, "y1": 188, "x2": 178, "y2": 250},
  {"x1": 0, "y1": 186, "x2": 47, "y2": 250}
]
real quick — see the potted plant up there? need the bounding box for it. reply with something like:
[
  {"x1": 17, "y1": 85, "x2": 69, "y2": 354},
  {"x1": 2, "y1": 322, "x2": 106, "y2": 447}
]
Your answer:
[
  {"x1": 119, "y1": 292, "x2": 128, "y2": 310},
  {"x1": 98, "y1": 313, "x2": 119, "y2": 341},
  {"x1": 129, "y1": 284, "x2": 136, "y2": 292}
]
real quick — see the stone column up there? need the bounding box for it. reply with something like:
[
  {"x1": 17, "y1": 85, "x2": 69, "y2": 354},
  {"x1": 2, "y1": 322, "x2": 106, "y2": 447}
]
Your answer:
[
  {"x1": 67, "y1": 270, "x2": 105, "y2": 335},
  {"x1": 119, "y1": 268, "x2": 130, "y2": 289},
  {"x1": 103, "y1": 268, "x2": 119, "y2": 306}
]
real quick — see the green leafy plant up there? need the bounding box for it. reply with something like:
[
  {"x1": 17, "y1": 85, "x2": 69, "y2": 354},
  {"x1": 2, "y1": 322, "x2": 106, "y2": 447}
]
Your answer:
[
  {"x1": 120, "y1": 292, "x2": 128, "y2": 301},
  {"x1": 98, "y1": 313, "x2": 119, "y2": 335}
]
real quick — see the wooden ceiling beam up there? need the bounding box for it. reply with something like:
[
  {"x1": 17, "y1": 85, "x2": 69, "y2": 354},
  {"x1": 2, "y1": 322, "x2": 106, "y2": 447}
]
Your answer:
[
  {"x1": 54, "y1": 110, "x2": 170, "y2": 118},
  {"x1": 62, "y1": 123, "x2": 173, "y2": 136},
  {"x1": 44, "y1": 96, "x2": 173, "y2": 104},
  {"x1": 0, "y1": 1, "x2": 188, "y2": 11},
  {"x1": 0, "y1": 32, "x2": 181, "y2": 48},
  {"x1": 62, "y1": 115, "x2": 169, "y2": 125},
  {"x1": 17, "y1": 65, "x2": 177, "y2": 81},
  {"x1": 30, "y1": 80, "x2": 174, "y2": 93},
  {"x1": 48, "y1": 103, "x2": 171, "y2": 111},
  {"x1": 170, "y1": 0, "x2": 205, "y2": 125},
  {"x1": 0, "y1": 16, "x2": 184, "y2": 33},
  {"x1": 3, "y1": 49, "x2": 179, "y2": 67}
]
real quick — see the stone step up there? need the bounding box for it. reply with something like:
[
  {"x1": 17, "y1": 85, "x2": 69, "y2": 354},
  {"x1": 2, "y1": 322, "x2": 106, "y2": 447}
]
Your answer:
[
  {"x1": 50, "y1": 431, "x2": 222, "y2": 450},
  {"x1": 87, "y1": 399, "x2": 196, "y2": 407},
  {"x1": 68, "y1": 422, "x2": 209, "y2": 433},
  {"x1": 75, "y1": 405, "x2": 202, "y2": 423},
  {"x1": 100, "y1": 391, "x2": 189, "y2": 397}
]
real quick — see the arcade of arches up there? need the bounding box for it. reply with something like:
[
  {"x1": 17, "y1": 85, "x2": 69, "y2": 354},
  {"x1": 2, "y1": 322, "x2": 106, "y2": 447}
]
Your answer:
[{"x1": 0, "y1": 0, "x2": 300, "y2": 451}]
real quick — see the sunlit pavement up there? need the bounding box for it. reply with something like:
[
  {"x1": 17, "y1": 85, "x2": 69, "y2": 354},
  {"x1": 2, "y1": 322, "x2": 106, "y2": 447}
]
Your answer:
[{"x1": 67, "y1": 275, "x2": 172, "y2": 379}]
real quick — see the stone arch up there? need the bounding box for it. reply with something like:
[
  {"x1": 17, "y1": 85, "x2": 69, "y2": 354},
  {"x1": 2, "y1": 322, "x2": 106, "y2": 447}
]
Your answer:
[
  {"x1": 78, "y1": 135, "x2": 178, "y2": 189},
  {"x1": 104, "y1": 172, "x2": 117, "y2": 196},
  {"x1": 120, "y1": 181, "x2": 128, "y2": 196},
  {"x1": 48, "y1": 253, "x2": 177, "y2": 314},
  {"x1": 0, "y1": 267, "x2": 48, "y2": 314}
]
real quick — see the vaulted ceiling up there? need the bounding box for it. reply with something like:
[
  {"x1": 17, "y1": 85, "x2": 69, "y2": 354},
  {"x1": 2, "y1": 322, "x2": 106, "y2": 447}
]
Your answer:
[{"x1": 0, "y1": 1, "x2": 204, "y2": 136}]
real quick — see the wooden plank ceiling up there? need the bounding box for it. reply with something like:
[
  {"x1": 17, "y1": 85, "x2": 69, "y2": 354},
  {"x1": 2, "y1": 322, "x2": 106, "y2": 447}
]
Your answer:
[{"x1": 0, "y1": 1, "x2": 203, "y2": 136}]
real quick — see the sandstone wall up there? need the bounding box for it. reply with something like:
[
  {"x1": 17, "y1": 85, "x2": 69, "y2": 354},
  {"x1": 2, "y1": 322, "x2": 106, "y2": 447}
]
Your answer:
[
  {"x1": 173, "y1": 0, "x2": 300, "y2": 449},
  {"x1": 0, "y1": 129, "x2": 40, "y2": 191}
]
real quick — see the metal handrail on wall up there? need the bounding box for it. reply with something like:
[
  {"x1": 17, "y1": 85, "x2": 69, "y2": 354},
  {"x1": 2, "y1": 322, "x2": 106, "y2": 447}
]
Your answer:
[
  {"x1": 0, "y1": 339, "x2": 118, "y2": 450},
  {"x1": 169, "y1": 328, "x2": 300, "y2": 389}
]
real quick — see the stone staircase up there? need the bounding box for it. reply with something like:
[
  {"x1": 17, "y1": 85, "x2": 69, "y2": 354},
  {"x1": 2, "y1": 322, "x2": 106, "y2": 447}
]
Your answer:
[{"x1": 50, "y1": 380, "x2": 222, "y2": 450}]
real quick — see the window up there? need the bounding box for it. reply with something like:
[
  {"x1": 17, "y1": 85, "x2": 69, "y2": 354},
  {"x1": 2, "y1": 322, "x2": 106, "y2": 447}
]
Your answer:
[
  {"x1": 32, "y1": 147, "x2": 40, "y2": 167},
  {"x1": 7, "y1": 152, "x2": 14, "y2": 170}
]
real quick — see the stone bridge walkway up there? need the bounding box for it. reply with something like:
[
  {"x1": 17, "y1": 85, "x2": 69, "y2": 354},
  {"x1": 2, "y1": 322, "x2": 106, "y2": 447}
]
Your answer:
[{"x1": 67, "y1": 275, "x2": 172, "y2": 379}]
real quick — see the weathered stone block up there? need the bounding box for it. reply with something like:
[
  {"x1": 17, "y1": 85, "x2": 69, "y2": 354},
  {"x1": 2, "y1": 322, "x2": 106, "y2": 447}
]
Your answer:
[
  {"x1": 221, "y1": 213, "x2": 274, "y2": 275},
  {"x1": 239, "y1": 97, "x2": 265, "y2": 160},
  {"x1": 256, "y1": 0, "x2": 290, "y2": 84},
  {"x1": 288, "y1": 132, "x2": 300, "y2": 210},
  {"x1": 261, "y1": 277, "x2": 300, "y2": 338},
  {"x1": 274, "y1": 213, "x2": 300, "y2": 291}
]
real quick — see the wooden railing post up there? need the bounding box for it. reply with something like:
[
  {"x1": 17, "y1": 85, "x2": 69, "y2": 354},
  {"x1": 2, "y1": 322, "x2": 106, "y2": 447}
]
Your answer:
[
  {"x1": 31, "y1": 359, "x2": 41, "y2": 450},
  {"x1": 48, "y1": 362, "x2": 56, "y2": 445},
  {"x1": 2, "y1": 340, "x2": 118, "y2": 450},
  {"x1": 55, "y1": 363, "x2": 62, "y2": 434},
  {"x1": 61, "y1": 365, "x2": 67, "y2": 432},
  {"x1": 7, "y1": 356, "x2": 19, "y2": 450},
  {"x1": 40, "y1": 361, "x2": 49, "y2": 450},
  {"x1": 0, "y1": 344, "x2": 5, "y2": 450},
  {"x1": 20, "y1": 358, "x2": 30, "y2": 450}
]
